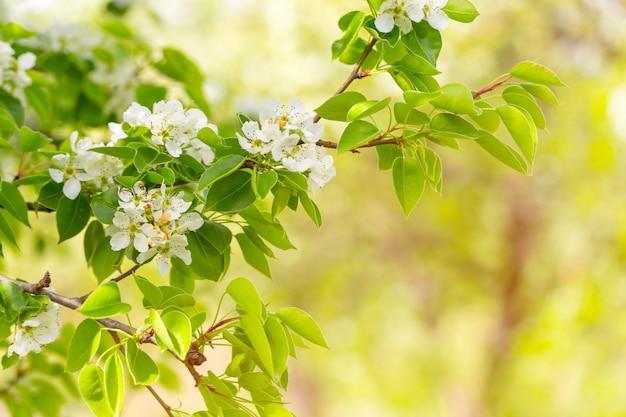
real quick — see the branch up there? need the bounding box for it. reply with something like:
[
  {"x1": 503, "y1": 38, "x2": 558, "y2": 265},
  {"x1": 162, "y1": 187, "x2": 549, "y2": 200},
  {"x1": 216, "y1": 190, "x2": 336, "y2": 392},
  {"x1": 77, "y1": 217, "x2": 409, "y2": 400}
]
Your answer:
[
  {"x1": 313, "y1": 38, "x2": 377, "y2": 123},
  {"x1": 0, "y1": 272, "x2": 134, "y2": 335},
  {"x1": 473, "y1": 74, "x2": 512, "y2": 99}
]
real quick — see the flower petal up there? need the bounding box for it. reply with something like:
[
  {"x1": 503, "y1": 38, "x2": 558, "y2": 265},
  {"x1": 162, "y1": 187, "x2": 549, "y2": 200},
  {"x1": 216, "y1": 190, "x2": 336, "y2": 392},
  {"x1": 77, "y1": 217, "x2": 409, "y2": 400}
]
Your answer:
[{"x1": 375, "y1": 14, "x2": 395, "y2": 33}]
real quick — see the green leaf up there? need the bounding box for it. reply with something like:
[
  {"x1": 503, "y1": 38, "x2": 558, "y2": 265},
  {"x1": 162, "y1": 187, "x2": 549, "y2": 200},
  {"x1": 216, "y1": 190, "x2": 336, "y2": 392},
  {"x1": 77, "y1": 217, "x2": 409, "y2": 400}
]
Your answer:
[
  {"x1": 521, "y1": 83, "x2": 560, "y2": 105},
  {"x1": 186, "y1": 231, "x2": 226, "y2": 281},
  {"x1": 92, "y1": 239, "x2": 124, "y2": 282},
  {"x1": 338, "y1": 120, "x2": 379, "y2": 153},
  {"x1": 0, "y1": 181, "x2": 29, "y2": 226},
  {"x1": 394, "y1": 102, "x2": 429, "y2": 126},
  {"x1": 392, "y1": 157, "x2": 425, "y2": 218},
  {"x1": 376, "y1": 144, "x2": 403, "y2": 171},
  {"x1": 430, "y1": 113, "x2": 479, "y2": 140},
  {"x1": 197, "y1": 221, "x2": 232, "y2": 254},
  {"x1": 418, "y1": 147, "x2": 443, "y2": 194},
  {"x1": 346, "y1": 97, "x2": 391, "y2": 121},
  {"x1": 134, "y1": 276, "x2": 163, "y2": 308},
  {"x1": 402, "y1": 54, "x2": 440, "y2": 75},
  {"x1": 298, "y1": 191, "x2": 322, "y2": 228},
  {"x1": 331, "y1": 11, "x2": 365, "y2": 60},
  {"x1": 475, "y1": 130, "x2": 529, "y2": 174},
  {"x1": 278, "y1": 171, "x2": 308, "y2": 191},
  {"x1": 240, "y1": 207, "x2": 296, "y2": 250},
  {"x1": 442, "y1": 0, "x2": 480, "y2": 23},
  {"x1": 135, "y1": 84, "x2": 167, "y2": 108},
  {"x1": 226, "y1": 277, "x2": 266, "y2": 320},
  {"x1": 79, "y1": 364, "x2": 114, "y2": 417},
  {"x1": 253, "y1": 170, "x2": 278, "y2": 199},
  {"x1": 401, "y1": 21, "x2": 442, "y2": 66},
  {"x1": 1, "y1": 22, "x2": 36, "y2": 40},
  {"x1": 38, "y1": 180, "x2": 64, "y2": 210},
  {"x1": 19, "y1": 126, "x2": 51, "y2": 153},
  {"x1": 264, "y1": 316, "x2": 289, "y2": 378},
  {"x1": 509, "y1": 61, "x2": 566, "y2": 86},
  {"x1": 431, "y1": 83, "x2": 476, "y2": 115},
  {"x1": 204, "y1": 170, "x2": 255, "y2": 213},
  {"x1": 125, "y1": 340, "x2": 159, "y2": 385},
  {"x1": 101, "y1": 20, "x2": 133, "y2": 39},
  {"x1": 24, "y1": 85, "x2": 51, "y2": 122},
  {"x1": 471, "y1": 102, "x2": 500, "y2": 132},
  {"x1": 154, "y1": 48, "x2": 204, "y2": 85},
  {"x1": 403, "y1": 90, "x2": 441, "y2": 106},
  {"x1": 77, "y1": 282, "x2": 131, "y2": 319},
  {"x1": 57, "y1": 195, "x2": 91, "y2": 243},
  {"x1": 198, "y1": 154, "x2": 245, "y2": 190},
  {"x1": 160, "y1": 309, "x2": 192, "y2": 359},
  {"x1": 66, "y1": 319, "x2": 101, "y2": 372},
  {"x1": 276, "y1": 307, "x2": 328, "y2": 348},
  {"x1": 0, "y1": 281, "x2": 28, "y2": 322},
  {"x1": 314, "y1": 91, "x2": 367, "y2": 122},
  {"x1": 133, "y1": 147, "x2": 173, "y2": 172},
  {"x1": 497, "y1": 105, "x2": 537, "y2": 162},
  {"x1": 103, "y1": 353, "x2": 125, "y2": 416},
  {"x1": 502, "y1": 85, "x2": 546, "y2": 129},
  {"x1": 157, "y1": 286, "x2": 195, "y2": 309},
  {"x1": 236, "y1": 233, "x2": 272, "y2": 279},
  {"x1": 0, "y1": 105, "x2": 20, "y2": 132},
  {"x1": 240, "y1": 314, "x2": 274, "y2": 376}
]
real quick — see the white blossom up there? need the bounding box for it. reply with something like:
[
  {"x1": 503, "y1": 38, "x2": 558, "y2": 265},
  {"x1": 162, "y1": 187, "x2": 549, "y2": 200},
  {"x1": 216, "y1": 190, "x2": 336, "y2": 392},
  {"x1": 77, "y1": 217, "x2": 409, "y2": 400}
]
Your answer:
[
  {"x1": 423, "y1": 0, "x2": 449, "y2": 30},
  {"x1": 0, "y1": 40, "x2": 36, "y2": 95},
  {"x1": 8, "y1": 301, "x2": 61, "y2": 358},
  {"x1": 48, "y1": 131, "x2": 124, "y2": 200},
  {"x1": 375, "y1": 0, "x2": 426, "y2": 34}
]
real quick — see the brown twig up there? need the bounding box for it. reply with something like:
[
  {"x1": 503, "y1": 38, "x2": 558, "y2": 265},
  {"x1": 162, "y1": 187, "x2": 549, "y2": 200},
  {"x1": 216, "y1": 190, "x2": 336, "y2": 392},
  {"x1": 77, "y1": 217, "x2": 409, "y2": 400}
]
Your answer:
[
  {"x1": 146, "y1": 385, "x2": 175, "y2": 417},
  {"x1": 313, "y1": 38, "x2": 378, "y2": 123},
  {"x1": 473, "y1": 74, "x2": 512, "y2": 99}
]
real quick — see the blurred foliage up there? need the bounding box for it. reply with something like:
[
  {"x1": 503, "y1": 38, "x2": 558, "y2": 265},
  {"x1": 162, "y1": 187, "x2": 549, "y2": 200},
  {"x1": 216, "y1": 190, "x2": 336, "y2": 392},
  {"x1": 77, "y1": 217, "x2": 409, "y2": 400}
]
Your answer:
[{"x1": 1, "y1": 0, "x2": 625, "y2": 416}]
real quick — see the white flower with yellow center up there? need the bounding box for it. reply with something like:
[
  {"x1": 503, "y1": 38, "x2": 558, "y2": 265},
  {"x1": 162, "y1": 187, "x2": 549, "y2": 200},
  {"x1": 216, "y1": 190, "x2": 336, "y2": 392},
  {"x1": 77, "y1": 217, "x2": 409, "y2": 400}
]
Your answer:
[
  {"x1": 423, "y1": 0, "x2": 449, "y2": 30},
  {"x1": 8, "y1": 301, "x2": 61, "y2": 358},
  {"x1": 375, "y1": 0, "x2": 426, "y2": 34}
]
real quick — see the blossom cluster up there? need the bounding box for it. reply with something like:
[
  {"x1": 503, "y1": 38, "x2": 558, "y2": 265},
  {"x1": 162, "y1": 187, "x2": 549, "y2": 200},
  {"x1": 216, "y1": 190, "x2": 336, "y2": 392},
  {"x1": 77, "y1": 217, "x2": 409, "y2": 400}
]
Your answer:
[
  {"x1": 0, "y1": 40, "x2": 35, "y2": 95},
  {"x1": 236, "y1": 98, "x2": 336, "y2": 193},
  {"x1": 105, "y1": 182, "x2": 204, "y2": 276},
  {"x1": 8, "y1": 301, "x2": 61, "y2": 358},
  {"x1": 109, "y1": 100, "x2": 217, "y2": 166},
  {"x1": 375, "y1": 0, "x2": 449, "y2": 34},
  {"x1": 49, "y1": 131, "x2": 124, "y2": 200}
]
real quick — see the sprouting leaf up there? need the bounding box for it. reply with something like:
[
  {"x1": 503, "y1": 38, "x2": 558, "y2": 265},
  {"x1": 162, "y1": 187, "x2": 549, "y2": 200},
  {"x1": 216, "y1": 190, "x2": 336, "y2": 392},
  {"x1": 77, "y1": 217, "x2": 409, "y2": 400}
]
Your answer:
[
  {"x1": 125, "y1": 340, "x2": 159, "y2": 385},
  {"x1": 77, "y1": 282, "x2": 131, "y2": 319},
  {"x1": 337, "y1": 120, "x2": 380, "y2": 153},
  {"x1": 509, "y1": 61, "x2": 566, "y2": 86},
  {"x1": 275, "y1": 307, "x2": 329, "y2": 348},
  {"x1": 79, "y1": 364, "x2": 114, "y2": 417},
  {"x1": 315, "y1": 91, "x2": 367, "y2": 121},
  {"x1": 392, "y1": 157, "x2": 426, "y2": 218},
  {"x1": 66, "y1": 319, "x2": 101, "y2": 372},
  {"x1": 226, "y1": 277, "x2": 266, "y2": 320}
]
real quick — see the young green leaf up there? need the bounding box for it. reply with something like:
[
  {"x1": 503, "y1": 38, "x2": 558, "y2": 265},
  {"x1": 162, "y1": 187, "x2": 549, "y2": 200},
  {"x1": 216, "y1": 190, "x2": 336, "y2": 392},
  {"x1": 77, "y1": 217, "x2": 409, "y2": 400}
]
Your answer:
[
  {"x1": 125, "y1": 340, "x2": 159, "y2": 385},
  {"x1": 104, "y1": 353, "x2": 125, "y2": 417},
  {"x1": 509, "y1": 61, "x2": 566, "y2": 86},
  {"x1": 264, "y1": 316, "x2": 289, "y2": 378},
  {"x1": 442, "y1": 0, "x2": 480, "y2": 23},
  {"x1": 77, "y1": 282, "x2": 131, "y2": 319},
  {"x1": 331, "y1": 11, "x2": 365, "y2": 60},
  {"x1": 253, "y1": 170, "x2": 278, "y2": 199},
  {"x1": 204, "y1": 170, "x2": 255, "y2": 213},
  {"x1": 338, "y1": 120, "x2": 380, "y2": 153},
  {"x1": 430, "y1": 113, "x2": 479, "y2": 140},
  {"x1": 19, "y1": 126, "x2": 51, "y2": 153},
  {"x1": 346, "y1": 97, "x2": 391, "y2": 121},
  {"x1": 475, "y1": 130, "x2": 529, "y2": 174},
  {"x1": 240, "y1": 314, "x2": 274, "y2": 376},
  {"x1": 502, "y1": 85, "x2": 546, "y2": 129},
  {"x1": 497, "y1": 105, "x2": 538, "y2": 162},
  {"x1": 403, "y1": 90, "x2": 441, "y2": 107},
  {"x1": 314, "y1": 91, "x2": 367, "y2": 122},
  {"x1": 79, "y1": 364, "x2": 114, "y2": 417},
  {"x1": 431, "y1": 83, "x2": 476, "y2": 115},
  {"x1": 226, "y1": 276, "x2": 266, "y2": 320},
  {"x1": 161, "y1": 309, "x2": 192, "y2": 359},
  {"x1": 392, "y1": 157, "x2": 426, "y2": 218},
  {"x1": 521, "y1": 83, "x2": 560, "y2": 105},
  {"x1": 276, "y1": 307, "x2": 329, "y2": 348},
  {"x1": 298, "y1": 191, "x2": 322, "y2": 228},
  {"x1": 66, "y1": 319, "x2": 101, "y2": 372}
]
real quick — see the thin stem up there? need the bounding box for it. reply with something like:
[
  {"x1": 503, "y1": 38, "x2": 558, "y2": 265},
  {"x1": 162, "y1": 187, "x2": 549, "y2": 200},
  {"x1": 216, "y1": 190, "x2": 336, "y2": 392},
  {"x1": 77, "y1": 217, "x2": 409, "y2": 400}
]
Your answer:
[
  {"x1": 473, "y1": 74, "x2": 513, "y2": 99},
  {"x1": 146, "y1": 385, "x2": 175, "y2": 417},
  {"x1": 111, "y1": 264, "x2": 142, "y2": 283},
  {"x1": 313, "y1": 38, "x2": 378, "y2": 123}
]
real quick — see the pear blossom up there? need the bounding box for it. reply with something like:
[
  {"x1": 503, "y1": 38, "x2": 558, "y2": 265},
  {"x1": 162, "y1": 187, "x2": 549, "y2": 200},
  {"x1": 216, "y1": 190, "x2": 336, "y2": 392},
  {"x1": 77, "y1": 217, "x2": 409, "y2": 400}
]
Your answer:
[
  {"x1": 108, "y1": 100, "x2": 218, "y2": 165},
  {"x1": 423, "y1": 0, "x2": 449, "y2": 30},
  {"x1": 0, "y1": 40, "x2": 36, "y2": 95},
  {"x1": 106, "y1": 182, "x2": 204, "y2": 276},
  {"x1": 237, "y1": 98, "x2": 335, "y2": 192},
  {"x1": 48, "y1": 131, "x2": 124, "y2": 199},
  {"x1": 8, "y1": 301, "x2": 61, "y2": 358},
  {"x1": 375, "y1": 0, "x2": 426, "y2": 34}
]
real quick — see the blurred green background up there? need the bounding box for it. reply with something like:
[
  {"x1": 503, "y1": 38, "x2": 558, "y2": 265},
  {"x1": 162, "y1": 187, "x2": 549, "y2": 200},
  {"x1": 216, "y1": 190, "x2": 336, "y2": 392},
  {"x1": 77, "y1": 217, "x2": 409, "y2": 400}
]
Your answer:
[{"x1": 2, "y1": 0, "x2": 626, "y2": 416}]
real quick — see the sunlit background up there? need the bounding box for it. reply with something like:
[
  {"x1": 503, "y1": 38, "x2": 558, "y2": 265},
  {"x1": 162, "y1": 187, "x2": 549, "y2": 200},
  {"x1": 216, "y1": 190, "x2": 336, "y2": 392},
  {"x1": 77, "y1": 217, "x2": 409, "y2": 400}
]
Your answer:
[{"x1": 1, "y1": 0, "x2": 626, "y2": 416}]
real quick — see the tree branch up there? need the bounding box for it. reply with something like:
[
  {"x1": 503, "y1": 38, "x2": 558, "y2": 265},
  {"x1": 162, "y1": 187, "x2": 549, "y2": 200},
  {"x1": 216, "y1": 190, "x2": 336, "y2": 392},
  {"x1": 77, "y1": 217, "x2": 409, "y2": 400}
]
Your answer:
[
  {"x1": 473, "y1": 74, "x2": 512, "y2": 99},
  {"x1": 313, "y1": 38, "x2": 377, "y2": 123}
]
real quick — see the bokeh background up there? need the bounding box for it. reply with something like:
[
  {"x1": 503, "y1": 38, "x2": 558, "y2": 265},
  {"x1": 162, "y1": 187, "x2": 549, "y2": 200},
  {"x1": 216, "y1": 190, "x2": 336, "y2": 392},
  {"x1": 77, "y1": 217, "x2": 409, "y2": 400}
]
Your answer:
[{"x1": 1, "y1": 0, "x2": 626, "y2": 416}]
